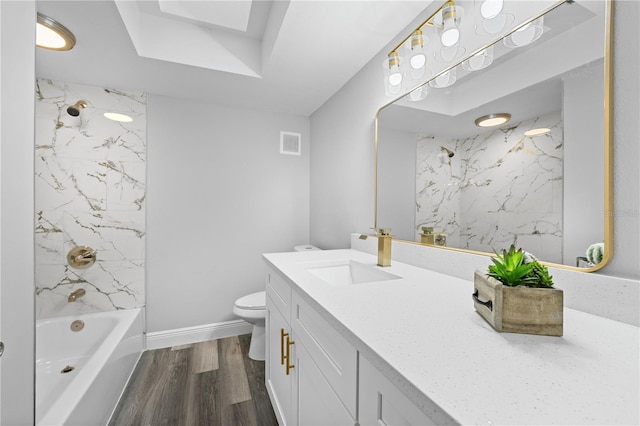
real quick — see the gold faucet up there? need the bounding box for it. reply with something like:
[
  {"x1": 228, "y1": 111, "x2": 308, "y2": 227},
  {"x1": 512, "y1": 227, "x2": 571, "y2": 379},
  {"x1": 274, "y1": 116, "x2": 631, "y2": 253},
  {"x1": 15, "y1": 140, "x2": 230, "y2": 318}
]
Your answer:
[
  {"x1": 376, "y1": 228, "x2": 392, "y2": 267},
  {"x1": 68, "y1": 288, "x2": 86, "y2": 302}
]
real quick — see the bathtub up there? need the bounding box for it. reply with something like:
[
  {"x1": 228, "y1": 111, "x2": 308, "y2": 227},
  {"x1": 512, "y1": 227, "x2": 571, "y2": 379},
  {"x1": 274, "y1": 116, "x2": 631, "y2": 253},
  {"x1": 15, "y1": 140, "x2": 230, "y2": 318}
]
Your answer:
[{"x1": 36, "y1": 308, "x2": 144, "y2": 426}]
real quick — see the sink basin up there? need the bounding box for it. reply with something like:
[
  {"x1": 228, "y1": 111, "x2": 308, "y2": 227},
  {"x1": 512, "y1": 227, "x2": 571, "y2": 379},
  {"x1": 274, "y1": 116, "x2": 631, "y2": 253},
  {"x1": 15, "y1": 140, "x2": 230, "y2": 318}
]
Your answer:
[{"x1": 305, "y1": 260, "x2": 401, "y2": 286}]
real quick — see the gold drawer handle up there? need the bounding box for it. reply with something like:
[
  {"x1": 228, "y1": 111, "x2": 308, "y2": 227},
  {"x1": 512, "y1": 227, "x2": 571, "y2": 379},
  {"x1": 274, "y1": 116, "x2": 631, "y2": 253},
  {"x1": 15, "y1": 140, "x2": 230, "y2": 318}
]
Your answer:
[
  {"x1": 280, "y1": 328, "x2": 288, "y2": 365},
  {"x1": 286, "y1": 336, "x2": 295, "y2": 375}
]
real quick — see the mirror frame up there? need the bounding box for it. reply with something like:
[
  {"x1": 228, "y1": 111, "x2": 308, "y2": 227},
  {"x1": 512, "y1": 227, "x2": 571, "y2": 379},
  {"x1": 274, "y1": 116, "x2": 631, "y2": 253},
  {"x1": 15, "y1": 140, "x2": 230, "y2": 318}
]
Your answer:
[{"x1": 374, "y1": 0, "x2": 613, "y2": 272}]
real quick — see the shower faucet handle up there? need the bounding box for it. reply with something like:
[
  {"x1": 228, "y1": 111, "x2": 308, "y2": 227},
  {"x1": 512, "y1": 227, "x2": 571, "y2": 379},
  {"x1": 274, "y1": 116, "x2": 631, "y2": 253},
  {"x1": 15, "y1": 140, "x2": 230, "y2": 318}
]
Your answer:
[{"x1": 67, "y1": 246, "x2": 97, "y2": 269}]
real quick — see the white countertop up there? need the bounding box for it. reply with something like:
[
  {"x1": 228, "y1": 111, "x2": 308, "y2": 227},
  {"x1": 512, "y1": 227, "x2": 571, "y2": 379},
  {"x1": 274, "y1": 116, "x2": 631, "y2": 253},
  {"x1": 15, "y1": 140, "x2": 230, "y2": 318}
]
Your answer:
[{"x1": 263, "y1": 249, "x2": 640, "y2": 425}]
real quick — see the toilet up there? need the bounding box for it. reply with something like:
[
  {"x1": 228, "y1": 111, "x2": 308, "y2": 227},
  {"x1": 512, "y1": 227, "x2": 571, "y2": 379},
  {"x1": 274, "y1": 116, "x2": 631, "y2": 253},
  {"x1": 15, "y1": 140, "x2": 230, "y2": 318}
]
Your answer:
[{"x1": 233, "y1": 244, "x2": 321, "y2": 361}]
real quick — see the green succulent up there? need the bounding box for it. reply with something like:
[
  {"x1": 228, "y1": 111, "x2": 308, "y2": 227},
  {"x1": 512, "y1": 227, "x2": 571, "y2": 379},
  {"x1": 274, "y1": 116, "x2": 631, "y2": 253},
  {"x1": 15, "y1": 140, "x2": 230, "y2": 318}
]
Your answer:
[{"x1": 487, "y1": 245, "x2": 554, "y2": 288}]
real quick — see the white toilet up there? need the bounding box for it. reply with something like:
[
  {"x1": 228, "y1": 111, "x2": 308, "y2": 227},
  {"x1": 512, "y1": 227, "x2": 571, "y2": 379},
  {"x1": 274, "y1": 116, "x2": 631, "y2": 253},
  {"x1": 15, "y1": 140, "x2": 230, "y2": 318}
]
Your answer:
[
  {"x1": 233, "y1": 244, "x2": 321, "y2": 361},
  {"x1": 233, "y1": 291, "x2": 267, "y2": 360}
]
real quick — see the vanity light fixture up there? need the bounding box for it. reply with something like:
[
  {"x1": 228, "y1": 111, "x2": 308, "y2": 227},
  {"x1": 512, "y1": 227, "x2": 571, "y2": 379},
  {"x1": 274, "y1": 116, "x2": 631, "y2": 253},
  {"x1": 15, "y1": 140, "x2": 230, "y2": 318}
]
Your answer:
[
  {"x1": 383, "y1": 52, "x2": 404, "y2": 96},
  {"x1": 383, "y1": 0, "x2": 462, "y2": 96},
  {"x1": 504, "y1": 16, "x2": 544, "y2": 48},
  {"x1": 406, "y1": 85, "x2": 428, "y2": 102},
  {"x1": 36, "y1": 13, "x2": 76, "y2": 51},
  {"x1": 462, "y1": 46, "x2": 494, "y2": 71},
  {"x1": 481, "y1": 0, "x2": 504, "y2": 19},
  {"x1": 104, "y1": 112, "x2": 133, "y2": 123},
  {"x1": 440, "y1": 1, "x2": 464, "y2": 48},
  {"x1": 407, "y1": 30, "x2": 427, "y2": 79},
  {"x1": 429, "y1": 68, "x2": 457, "y2": 89},
  {"x1": 524, "y1": 127, "x2": 550, "y2": 136},
  {"x1": 475, "y1": 113, "x2": 511, "y2": 127}
]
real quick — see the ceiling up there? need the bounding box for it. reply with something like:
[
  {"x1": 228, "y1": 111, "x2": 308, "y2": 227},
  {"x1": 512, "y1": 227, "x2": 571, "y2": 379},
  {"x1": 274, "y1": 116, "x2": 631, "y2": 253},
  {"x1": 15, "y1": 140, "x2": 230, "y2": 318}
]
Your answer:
[{"x1": 35, "y1": 0, "x2": 430, "y2": 116}]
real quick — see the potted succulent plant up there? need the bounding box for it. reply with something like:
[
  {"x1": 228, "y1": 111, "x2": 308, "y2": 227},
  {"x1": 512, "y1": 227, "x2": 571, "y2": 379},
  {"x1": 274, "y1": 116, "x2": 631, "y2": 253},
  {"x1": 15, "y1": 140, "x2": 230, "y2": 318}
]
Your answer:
[{"x1": 472, "y1": 245, "x2": 563, "y2": 336}]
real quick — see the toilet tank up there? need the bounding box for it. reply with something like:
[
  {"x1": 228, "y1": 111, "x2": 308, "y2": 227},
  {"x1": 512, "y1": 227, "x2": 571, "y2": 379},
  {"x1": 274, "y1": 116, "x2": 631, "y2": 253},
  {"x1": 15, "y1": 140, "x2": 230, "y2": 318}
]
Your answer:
[{"x1": 294, "y1": 245, "x2": 321, "y2": 252}]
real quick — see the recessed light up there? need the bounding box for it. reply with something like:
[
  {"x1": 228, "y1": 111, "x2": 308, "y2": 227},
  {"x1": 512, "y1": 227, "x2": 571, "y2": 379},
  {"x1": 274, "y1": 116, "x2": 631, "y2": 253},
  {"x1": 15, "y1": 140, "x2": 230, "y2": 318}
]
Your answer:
[
  {"x1": 36, "y1": 13, "x2": 76, "y2": 51},
  {"x1": 104, "y1": 112, "x2": 133, "y2": 123},
  {"x1": 524, "y1": 128, "x2": 551, "y2": 137},
  {"x1": 475, "y1": 113, "x2": 511, "y2": 127}
]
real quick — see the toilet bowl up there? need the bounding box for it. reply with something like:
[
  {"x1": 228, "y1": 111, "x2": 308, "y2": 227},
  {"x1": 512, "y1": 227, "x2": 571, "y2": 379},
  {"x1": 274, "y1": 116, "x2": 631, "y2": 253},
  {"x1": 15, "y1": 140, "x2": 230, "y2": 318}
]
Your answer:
[
  {"x1": 233, "y1": 291, "x2": 266, "y2": 361},
  {"x1": 234, "y1": 245, "x2": 321, "y2": 361}
]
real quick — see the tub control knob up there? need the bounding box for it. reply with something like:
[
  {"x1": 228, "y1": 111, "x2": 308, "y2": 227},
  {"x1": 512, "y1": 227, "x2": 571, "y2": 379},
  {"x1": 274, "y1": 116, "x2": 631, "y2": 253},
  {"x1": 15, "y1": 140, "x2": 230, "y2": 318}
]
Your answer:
[{"x1": 67, "y1": 246, "x2": 97, "y2": 269}]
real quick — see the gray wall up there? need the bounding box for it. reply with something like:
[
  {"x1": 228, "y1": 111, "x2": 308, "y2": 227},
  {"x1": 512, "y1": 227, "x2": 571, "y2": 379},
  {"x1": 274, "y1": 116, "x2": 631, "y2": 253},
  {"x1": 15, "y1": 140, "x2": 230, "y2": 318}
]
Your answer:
[
  {"x1": 310, "y1": 1, "x2": 639, "y2": 280},
  {"x1": 146, "y1": 95, "x2": 310, "y2": 333},
  {"x1": 0, "y1": 2, "x2": 35, "y2": 424}
]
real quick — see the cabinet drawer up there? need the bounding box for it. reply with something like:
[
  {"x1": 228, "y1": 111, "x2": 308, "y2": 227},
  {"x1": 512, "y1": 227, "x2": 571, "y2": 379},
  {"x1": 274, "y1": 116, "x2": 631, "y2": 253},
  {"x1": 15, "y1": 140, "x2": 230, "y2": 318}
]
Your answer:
[
  {"x1": 266, "y1": 267, "x2": 292, "y2": 321},
  {"x1": 359, "y1": 355, "x2": 436, "y2": 426},
  {"x1": 291, "y1": 291, "x2": 357, "y2": 418}
]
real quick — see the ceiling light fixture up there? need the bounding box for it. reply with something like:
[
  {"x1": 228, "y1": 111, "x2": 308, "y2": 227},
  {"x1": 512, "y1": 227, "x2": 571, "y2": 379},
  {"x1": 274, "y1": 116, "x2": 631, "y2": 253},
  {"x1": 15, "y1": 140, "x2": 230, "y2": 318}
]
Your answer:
[
  {"x1": 429, "y1": 68, "x2": 457, "y2": 89},
  {"x1": 524, "y1": 127, "x2": 550, "y2": 136},
  {"x1": 104, "y1": 112, "x2": 133, "y2": 123},
  {"x1": 475, "y1": 113, "x2": 511, "y2": 127},
  {"x1": 36, "y1": 13, "x2": 76, "y2": 51}
]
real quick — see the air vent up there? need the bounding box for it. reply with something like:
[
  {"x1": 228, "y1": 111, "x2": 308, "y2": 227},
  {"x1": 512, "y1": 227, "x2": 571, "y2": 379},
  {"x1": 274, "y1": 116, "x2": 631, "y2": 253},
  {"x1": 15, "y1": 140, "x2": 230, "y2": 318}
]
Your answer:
[{"x1": 280, "y1": 131, "x2": 301, "y2": 156}]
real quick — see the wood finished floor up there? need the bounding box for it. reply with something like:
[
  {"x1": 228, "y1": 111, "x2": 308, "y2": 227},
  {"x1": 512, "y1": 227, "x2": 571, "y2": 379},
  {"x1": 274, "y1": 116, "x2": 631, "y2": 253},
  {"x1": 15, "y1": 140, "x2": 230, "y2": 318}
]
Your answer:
[{"x1": 109, "y1": 334, "x2": 278, "y2": 426}]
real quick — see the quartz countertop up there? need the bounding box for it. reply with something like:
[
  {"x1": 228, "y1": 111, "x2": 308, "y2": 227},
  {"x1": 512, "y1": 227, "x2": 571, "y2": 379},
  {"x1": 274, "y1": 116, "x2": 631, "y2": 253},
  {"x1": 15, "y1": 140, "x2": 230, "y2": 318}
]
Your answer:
[{"x1": 263, "y1": 249, "x2": 640, "y2": 425}]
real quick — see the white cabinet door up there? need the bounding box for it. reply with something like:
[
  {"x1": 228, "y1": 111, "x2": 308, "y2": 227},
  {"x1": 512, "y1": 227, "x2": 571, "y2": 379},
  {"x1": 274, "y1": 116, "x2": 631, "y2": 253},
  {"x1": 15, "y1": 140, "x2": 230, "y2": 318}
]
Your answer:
[
  {"x1": 266, "y1": 295, "x2": 295, "y2": 426},
  {"x1": 359, "y1": 355, "x2": 436, "y2": 426},
  {"x1": 296, "y1": 342, "x2": 356, "y2": 426}
]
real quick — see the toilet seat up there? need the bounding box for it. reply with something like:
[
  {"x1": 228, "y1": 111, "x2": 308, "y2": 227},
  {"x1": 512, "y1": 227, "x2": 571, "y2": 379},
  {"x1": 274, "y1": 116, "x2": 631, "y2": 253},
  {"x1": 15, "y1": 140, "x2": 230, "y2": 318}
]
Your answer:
[{"x1": 235, "y1": 291, "x2": 266, "y2": 310}]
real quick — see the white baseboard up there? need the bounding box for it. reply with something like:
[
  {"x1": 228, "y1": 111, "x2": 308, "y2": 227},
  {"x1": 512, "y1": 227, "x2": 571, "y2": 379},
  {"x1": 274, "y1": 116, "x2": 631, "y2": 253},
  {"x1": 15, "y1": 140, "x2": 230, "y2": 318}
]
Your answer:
[{"x1": 145, "y1": 319, "x2": 253, "y2": 350}]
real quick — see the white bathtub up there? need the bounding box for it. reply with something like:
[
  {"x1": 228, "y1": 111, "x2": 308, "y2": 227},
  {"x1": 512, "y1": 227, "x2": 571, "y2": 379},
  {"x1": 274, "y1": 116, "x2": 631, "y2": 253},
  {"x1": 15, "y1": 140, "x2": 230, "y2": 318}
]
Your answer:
[{"x1": 36, "y1": 309, "x2": 144, "y2": 426}]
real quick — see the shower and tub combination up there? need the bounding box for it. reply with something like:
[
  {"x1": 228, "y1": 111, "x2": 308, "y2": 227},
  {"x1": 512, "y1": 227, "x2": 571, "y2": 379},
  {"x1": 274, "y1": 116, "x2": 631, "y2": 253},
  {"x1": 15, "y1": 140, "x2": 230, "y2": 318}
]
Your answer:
[
  {"x1": 36, "y1": 309, "x2": 144, "y2": 425},
  {"x1": 35, "y1": 80, "x2": 148, "y2": 425}
]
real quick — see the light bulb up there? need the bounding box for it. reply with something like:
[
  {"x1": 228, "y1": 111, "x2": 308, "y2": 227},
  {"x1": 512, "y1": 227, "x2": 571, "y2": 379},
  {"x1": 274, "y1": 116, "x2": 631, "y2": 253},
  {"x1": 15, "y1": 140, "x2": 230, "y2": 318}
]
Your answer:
[
  {"x1": 409, "y1": 30, "x2": 426, "y2": 70},
  {"x1": 441, "y1": 21, "x2": 460, "y2": 47},
  {"x1": 481, "y1": 0, "x2": 503, "y2": 19}
]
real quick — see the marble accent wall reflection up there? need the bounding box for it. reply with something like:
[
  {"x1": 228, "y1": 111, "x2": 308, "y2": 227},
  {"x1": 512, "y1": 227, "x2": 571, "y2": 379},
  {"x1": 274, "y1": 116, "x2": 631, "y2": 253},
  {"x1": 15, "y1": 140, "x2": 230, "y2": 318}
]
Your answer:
[
  {"x1": 416, "y1": 112, "x2": 563, "y2": 263},
  {"x1": 35, "y1": 79, "x2": 146, "y2": 319}
]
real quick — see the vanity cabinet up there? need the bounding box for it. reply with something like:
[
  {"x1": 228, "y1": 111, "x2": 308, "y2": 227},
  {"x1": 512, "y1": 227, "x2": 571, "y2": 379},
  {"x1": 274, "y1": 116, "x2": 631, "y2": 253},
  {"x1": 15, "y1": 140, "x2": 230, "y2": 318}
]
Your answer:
[
  {"x1": 359, "y1": 355, "x2": 437, "y2": 426},
  {"x1": 265, "y1": 266, "x2": 357, "y2": 426}
]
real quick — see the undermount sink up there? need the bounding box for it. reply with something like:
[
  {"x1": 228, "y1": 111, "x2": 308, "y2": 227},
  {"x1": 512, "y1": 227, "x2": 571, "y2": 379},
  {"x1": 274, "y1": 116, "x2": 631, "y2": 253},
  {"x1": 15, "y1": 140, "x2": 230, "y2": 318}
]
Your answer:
[{"x1": 305, "y1": 259, "x2": 401, "y2": 286}]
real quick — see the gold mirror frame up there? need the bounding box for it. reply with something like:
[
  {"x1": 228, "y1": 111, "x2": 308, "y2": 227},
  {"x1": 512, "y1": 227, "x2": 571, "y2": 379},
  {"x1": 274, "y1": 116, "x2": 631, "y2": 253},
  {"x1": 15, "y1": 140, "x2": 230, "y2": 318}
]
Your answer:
[{"x1": 374, "y1": 0, "x2": 613, "y2": 272}]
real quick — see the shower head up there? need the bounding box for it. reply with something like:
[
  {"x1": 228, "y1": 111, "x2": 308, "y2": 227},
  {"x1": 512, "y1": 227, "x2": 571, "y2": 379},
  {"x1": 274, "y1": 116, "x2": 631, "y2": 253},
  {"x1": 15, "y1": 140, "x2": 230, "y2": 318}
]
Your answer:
[
  {"x1": 67, "y1": 100, "x2": 87, "y2": 117},
  {"x1": 441, "y1": 146, "x2": 455, "y2": 158}
]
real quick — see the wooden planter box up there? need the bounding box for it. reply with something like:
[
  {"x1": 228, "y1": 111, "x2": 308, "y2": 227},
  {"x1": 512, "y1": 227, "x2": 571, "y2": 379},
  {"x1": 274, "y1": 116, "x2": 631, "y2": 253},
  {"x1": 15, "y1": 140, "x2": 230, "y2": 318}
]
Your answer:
[{"x1": 473, "y1": 270, "x2": 563, "y2": 336}]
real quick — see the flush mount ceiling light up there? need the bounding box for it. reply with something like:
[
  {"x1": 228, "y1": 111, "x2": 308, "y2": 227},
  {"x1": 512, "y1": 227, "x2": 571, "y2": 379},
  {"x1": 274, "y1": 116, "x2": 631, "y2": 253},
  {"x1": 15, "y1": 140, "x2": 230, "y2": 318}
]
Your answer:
[
  {"x1": 36, "y1": 13, "x2": 76, "y2": 51},
  {"x1": 104, "y1": 112, "x2": 133, "y2": 123},
  {"x1": 524, "y1": 127, "x2": 550, "y2": 136},
  {"x1": 475, "y1": 113, "x2": 511, "y2": 127}
]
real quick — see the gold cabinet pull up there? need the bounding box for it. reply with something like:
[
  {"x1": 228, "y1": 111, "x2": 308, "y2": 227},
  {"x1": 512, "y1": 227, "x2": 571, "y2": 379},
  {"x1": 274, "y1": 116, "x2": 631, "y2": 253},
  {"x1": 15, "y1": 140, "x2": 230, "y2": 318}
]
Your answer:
[
  {"x1": 280, "y1": 328, "x2": 288, "y2": 366},
  {"x1": 285, "y1": 336, "x2": 295, "y2": 375}
]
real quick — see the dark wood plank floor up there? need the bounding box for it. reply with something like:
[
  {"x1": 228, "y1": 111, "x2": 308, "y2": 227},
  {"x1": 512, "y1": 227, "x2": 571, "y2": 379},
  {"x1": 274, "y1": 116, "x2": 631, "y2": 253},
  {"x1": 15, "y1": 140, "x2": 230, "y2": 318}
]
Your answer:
[{"x1": 109, "y1": 334, "x2": 278, "y2": 426}]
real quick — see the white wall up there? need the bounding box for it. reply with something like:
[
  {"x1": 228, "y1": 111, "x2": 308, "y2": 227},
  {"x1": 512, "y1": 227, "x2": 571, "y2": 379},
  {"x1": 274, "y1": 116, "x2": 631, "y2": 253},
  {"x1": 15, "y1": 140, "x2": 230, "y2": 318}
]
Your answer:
[
  {"x1": 310, "y1": 2, "x2": 639, "y2": 281},
  {"x1": 146, "y1": 95, "x2": 309, "y2": 333},
  {"x1": 0, "y1": 1, "x2": 35, "y2": 424}
]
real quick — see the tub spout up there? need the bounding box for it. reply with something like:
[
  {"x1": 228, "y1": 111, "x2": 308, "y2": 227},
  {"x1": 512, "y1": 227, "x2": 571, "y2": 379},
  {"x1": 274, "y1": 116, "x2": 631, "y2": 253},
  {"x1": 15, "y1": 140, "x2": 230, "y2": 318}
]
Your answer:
[{"x1": 68, "y1": 288, "x2": 86, "y2": 302}]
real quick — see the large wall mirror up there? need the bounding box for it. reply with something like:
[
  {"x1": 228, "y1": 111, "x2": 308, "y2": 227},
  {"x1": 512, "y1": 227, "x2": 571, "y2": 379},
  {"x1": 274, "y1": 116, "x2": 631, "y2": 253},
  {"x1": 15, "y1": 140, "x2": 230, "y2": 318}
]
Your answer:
[{"x1": 375, "y1": 0, "x2": 612, "y2": 271}]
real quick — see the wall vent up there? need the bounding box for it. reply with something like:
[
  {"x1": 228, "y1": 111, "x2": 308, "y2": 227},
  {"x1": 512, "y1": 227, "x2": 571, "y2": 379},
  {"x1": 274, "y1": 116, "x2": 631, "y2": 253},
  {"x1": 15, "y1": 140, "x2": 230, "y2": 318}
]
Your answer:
[{"x1": 280, "y1": 131, "x2": 301, "y2": 156}]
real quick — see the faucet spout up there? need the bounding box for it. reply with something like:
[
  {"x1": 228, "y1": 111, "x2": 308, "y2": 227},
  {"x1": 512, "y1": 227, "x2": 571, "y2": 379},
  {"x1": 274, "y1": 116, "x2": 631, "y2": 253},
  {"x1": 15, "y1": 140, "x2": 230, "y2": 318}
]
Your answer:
[
  {"x1": 68, "y1": 288, "x2": 86, "y2": 302},
  {"x1": 376, "y1": 228, "x2": 392, "y2": 267}
]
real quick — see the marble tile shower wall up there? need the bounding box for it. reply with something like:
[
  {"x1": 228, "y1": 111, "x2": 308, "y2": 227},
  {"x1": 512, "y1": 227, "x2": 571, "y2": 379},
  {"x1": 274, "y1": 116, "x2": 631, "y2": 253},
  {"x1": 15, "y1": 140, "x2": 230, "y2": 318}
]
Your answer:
[
  {"x1": 416, "y1": 112, "x2": 563, "y2": 263},
  {"x1": 35, "y1": 79, "x2": 146, "y2": 319}
]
